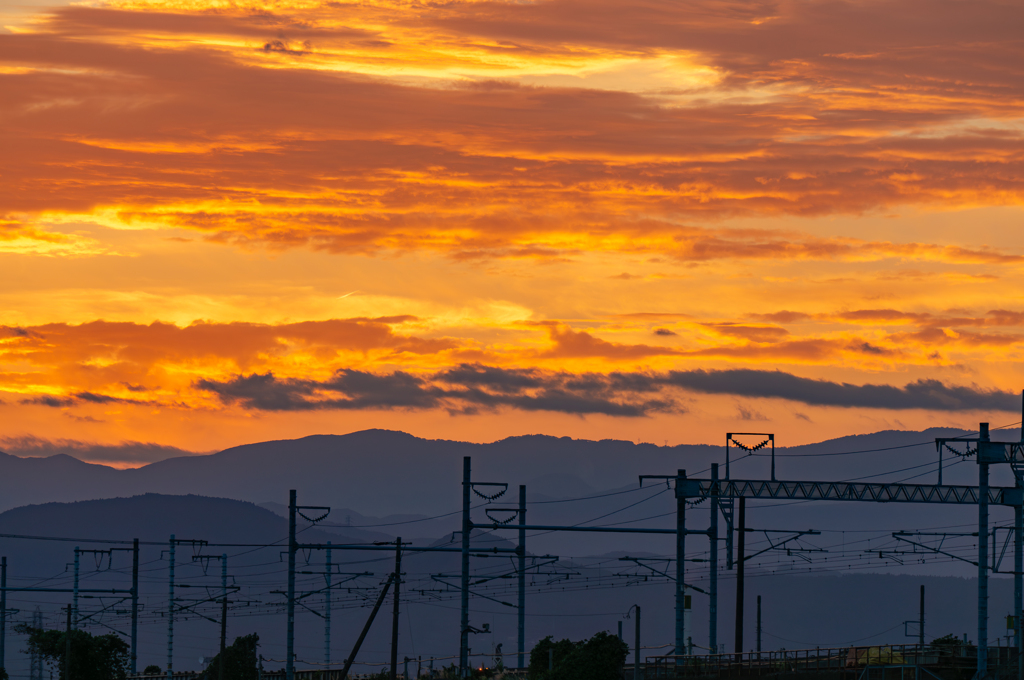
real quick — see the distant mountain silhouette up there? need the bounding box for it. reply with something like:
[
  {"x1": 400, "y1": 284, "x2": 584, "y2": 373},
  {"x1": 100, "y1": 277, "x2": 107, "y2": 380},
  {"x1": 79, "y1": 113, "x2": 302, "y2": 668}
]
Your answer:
[{"x1": 0, "y1": 427, "x2": 1000, "y2": 517}]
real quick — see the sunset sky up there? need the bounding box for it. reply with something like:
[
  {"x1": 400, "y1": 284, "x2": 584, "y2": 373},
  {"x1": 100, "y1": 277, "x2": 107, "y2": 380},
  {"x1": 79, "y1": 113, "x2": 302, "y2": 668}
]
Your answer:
[{"x1": 1, "y1": 0, "x2": 1023, "y2": 465}]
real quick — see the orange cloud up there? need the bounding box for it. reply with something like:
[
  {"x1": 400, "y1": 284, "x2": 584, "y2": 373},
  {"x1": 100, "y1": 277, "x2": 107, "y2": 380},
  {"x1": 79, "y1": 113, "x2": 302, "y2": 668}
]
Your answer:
[{"x1": 0, "y1": 0, "x2": 1020, "y2": 260}]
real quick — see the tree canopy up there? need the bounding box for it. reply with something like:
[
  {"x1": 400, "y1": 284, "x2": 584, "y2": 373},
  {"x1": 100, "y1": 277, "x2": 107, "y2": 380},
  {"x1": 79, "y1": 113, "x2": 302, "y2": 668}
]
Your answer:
[
  {"x1": 528, "y1": 631, "x2": 628, "y2": 680},
  {"x1": 14, "y1": 623, "x2": 130, "y2": 680},
  {"x1": 198, "y1": 633, "x2": 260, "y2": 680}
]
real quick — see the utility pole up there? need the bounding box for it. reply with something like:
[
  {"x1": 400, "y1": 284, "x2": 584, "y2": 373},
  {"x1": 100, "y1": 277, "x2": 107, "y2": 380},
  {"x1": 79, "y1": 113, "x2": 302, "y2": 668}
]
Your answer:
[
  {"x1": 634, "y1": 605, "x2": 641, "y2": 680},
  {"x1": 220, "y1": 553, "x2": 228, "y2": 680},
  {"x1": 131, "y1": 539, "x2": 139, "y2": 675},
  {"x1": 1015, "y1": 395, "x2": 1023, "y2": 680},
  {"x1": 980, "y1": 423, "x2": 991, "y2": 680},
  {"x1": 518, "y1": 485, "x2": 526, "y2": 671},
  {"x1": 167, "y1": 535, "x2": 207, "y2": 679},
  {"x1": 0, "y1": 556, "x2": 5, "y2": 674},
  {"x1": 710, "y1": 464, "x2": 719, "y2": 654},
  {"x1": 325, "y1": 542, "x2": 332, "y2": 667},
  {"x1": 735, "y1": 497, "x2": 746, "y2": 658},
  {"x1": 167, "y1": 535, "x2": 175, "y2": 679},
  {"x1": 756, "y1": 596, "x2": 762, "y2": 657},
  {"x1": 287, "y1": 489, "x2": 297, "y2": 680},
  {"x1": 72, "y1": 548, "x2": 80, "y2": 630},
  {"x1": 675, "y1": 470, "x2": 686, "y2": 655},
  {"x1": 460, "y1": 457, "x2": 471, "y2": 678},
  {"x1": 919, "y1": 585, "x2": 925, "y2": 647},
  {"x1": 391, "y1": 538, "x2": 403, "y2": 680},
  {"x1": 65, "y1": 605, "x2": 72, "y2": 680},
  {"x1": 30, "y1": 608, "x2": 42, "y2": 680}
]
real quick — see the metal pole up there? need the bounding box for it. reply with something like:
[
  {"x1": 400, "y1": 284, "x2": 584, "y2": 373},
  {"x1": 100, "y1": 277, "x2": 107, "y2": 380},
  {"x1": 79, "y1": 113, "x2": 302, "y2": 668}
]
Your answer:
[
  {"x1": 339, "y1": 574, "x2": 394, "y2": 680},
  {"x1": 618, "y1": 621, "x2": 623, "y2": 641},
  {"x1": 756, "y1": 596, "x2": 762, "y2": 657},
  {"x1": 1015, "y1": 502, "x2": 1022, "y2": 680},
  {"x1": 131, "y1": 539, "x2": 139, "y2": 675},
  {"x1": 65, "y1": 605, "x2": 72, "y2": 680},
  {"x1": 735, "y1": 497, "x2": 746, "y2": 658},
  {"x1": 919, "y1": 585, "x2": 925, "y2": 648},
  {"x1": 675, "y1": 470, "x2": 686, "y2": 655},
  {"x1": 979, "y1": 423, "x2": 990, "y2": 680},
  {"x1": 634, "y1": 605, "x2": 641, "y2": 680},
  {"x1": 0, "y1": 556, "x2": 6, "y2": 674},
  {"x1": 460, "y1": 457, "x2": 471, "y2": 678},
  {"x1": 287, "y1": 490, "x2": 297, "y2": 680},
  {"x1": 518, "y1": 485, "x2": 526, "y2": 671},
  {"x1": 72, "y1": 548, "x2": 80, "y2": 630},
  {"x1": 220, "y1": 553, "x2": 227, "y2": 680},
  {"x1": 325, "y1": 542, "x2": 332, "y2": 667},
  {"x1": 710, "y1": 463, "x2": 719, "y2": 655},
  {"x1": 391, "y1": 538, "x2": 402, "y2": 680},
  {"x1": 167, "y1": 535, "x2": 175, "y2": 678}
]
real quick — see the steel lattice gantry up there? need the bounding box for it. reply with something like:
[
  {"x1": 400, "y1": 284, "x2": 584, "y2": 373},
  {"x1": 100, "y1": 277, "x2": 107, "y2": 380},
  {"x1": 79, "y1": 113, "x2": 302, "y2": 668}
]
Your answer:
[
  {"x1": 679, "y1": 479, "x2": 1021, "y2": 506},
  {"x1": 676, "y1": 424, "x2": 1024, "y2": 680}
]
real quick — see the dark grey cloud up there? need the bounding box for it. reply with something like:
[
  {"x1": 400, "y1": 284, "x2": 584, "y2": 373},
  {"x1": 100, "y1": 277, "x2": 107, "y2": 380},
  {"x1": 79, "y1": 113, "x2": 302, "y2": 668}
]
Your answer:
[
  {"x1": 0, "y1": 435, "x2": 203, "y2": 465},
  {"x1": 659, "y1": 370, "x2": 1019, "y2": 412},
  {"x1": 195, "y1": 365, "x2": 1021, "y2": 416},
  {"x1": 196, "y1": 365, "x2": 677, "y2": 417},
  {"x1": 20, "y1": 391, "x2": 143, "y2": 407}
]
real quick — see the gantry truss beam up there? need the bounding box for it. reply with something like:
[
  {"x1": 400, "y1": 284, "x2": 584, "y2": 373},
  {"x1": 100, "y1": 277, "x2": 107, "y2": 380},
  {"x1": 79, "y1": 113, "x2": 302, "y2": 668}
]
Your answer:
[{"x1": 678, "y1": 479, "x2": 1022, "y2": 506}]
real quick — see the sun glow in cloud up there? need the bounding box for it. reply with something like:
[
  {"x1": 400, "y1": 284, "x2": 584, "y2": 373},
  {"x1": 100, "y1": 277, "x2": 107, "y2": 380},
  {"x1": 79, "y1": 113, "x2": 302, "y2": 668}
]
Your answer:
[{"x1": 1, "y1": 0, "x2": 1023, "y2": 453}]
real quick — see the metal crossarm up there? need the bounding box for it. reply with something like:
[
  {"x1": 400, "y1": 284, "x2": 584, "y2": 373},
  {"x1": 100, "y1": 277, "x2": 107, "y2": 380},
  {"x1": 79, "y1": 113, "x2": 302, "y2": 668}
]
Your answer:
[
  {"x1": 936, "y1": 437, "x2": 1024, "y2": 464},
  {"x1": 679, "y1": 479, "x2": 1021, "y2": 505}
]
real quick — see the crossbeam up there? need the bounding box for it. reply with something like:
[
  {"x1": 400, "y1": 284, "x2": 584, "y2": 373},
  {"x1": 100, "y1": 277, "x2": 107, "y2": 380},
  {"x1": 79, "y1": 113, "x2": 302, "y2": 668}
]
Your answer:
[
  {"x1": 936, "y1": 438, "x2": 1024, "y2": 464},
  {"x1": 678, "y1": 479, "x2": 1022, "y2": 506}
]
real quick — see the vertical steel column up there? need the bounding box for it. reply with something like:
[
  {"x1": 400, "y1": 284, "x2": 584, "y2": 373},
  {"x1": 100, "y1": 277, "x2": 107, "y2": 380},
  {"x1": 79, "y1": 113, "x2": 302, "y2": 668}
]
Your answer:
[
  {"x1": 167, "y1": 535, "x2": 175, "y2": 678},
  {"x1": 675, "y1": 470, "x2": 686, "y2": 655},
  {"x1": 710, "y1": 464, "x2": 719, "y2": 654},
  {"x1": 735, "y1": 497, "x2": 746, "y2": 657},
  {"x1": 131, "y1": 539, "x2": 139, "y2": 675},
  {"x1": 287, "y1": 490, "x2": 297, "y2": 680},
  {"x1": 460, "y1": 458, "x2": 471, "y2": 678},
  {"x1": 219, "y1": 553, "x2": 227, "y2": 680},
  {"x1": 1015, "y1": 504, "x2": 1022, "y2": 680},
  {"x1": 518, "y1": 485, "x2": 526, "y2": 671},
  {"x1": 0, "y1": 555, "x2": 6, "y2": 674},
  {"x1": 65, "y1": 605, "x2": 72, "y2": 680},
  {"x1": 919, "y1": 585, "x2": 925, "y2": 647},
  {"x1": 325, "y1": 542, "x2": 332, "y2": 667},
  {"x1": 979, "y1": 424, "x2": 990, "y2": 680},
  {"x1": 72, "y1": 547, "x2": 80, "y2": 630},
  {"x1": 391, "y1": 539, "x2": 402, "y2": 680},
  {"x1": 634, "y1": 605, "x2": 641, "y2": 680},
  {"x1": 756, "y1": 596, "x2": 762, "y2": 657}
]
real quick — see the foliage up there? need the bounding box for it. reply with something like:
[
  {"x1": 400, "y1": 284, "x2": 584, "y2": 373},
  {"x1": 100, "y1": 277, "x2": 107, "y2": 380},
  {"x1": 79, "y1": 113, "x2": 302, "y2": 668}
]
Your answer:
[
  {"x1": 0, "y1": 665, "x2": 8, "y2": 680},
  {"x1": 143, "y1": 664, "x2": 164, "y2": 675},
  {"x1": 528, "y1": 631, "x2": 628, "y2": 680},
  {"x1": 14, "y1": 623, "x2": 130, "y2": 680},
  {"x1": 198, "y1": 633, "x2": 260, "y2": 680},
  {"x1": 931, "y1": 634, "x2": 962, "y2": 649},
  {"x1": 438, "y1": 663, "x2": 462, "y2": 679}
]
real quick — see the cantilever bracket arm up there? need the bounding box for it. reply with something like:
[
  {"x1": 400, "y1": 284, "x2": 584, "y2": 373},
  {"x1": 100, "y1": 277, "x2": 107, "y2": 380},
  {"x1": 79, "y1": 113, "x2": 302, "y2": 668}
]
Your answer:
[
  {"x1": 892, "y1": 533, "x2": 979, "y2": 567},
  {"x1": 743, "y1": 530, "x2": 823, "y2": 562},
  {"x1": 616, "y1": 557, "x2": 707, "y2": 593}
]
